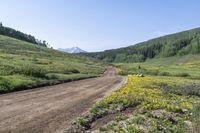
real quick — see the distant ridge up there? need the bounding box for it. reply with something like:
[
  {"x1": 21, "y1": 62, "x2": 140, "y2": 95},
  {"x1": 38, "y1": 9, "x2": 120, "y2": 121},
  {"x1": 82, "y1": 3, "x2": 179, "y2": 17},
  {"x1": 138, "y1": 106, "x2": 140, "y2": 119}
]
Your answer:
[
  {"x1": 58, "y1": 47, "x2": 87, "y2": 53},
  {"x1": 84, "y1": 27, "x2": 200, "y2": 62}
]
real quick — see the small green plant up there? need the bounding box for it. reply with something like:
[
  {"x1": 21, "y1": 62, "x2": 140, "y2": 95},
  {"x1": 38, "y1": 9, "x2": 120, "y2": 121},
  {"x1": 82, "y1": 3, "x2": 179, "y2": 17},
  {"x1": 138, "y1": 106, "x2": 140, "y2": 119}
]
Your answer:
[
  {"x1": 125, "y1": 126, "x2": 142, "y2": 133},
  {"x1": 115, "y1": 114, "x2": 128, "y2": 122},
  {"x1": 77, "y1": 118, "x2": 90, "y2": 129},
  {"x1": 132, "y1": 114, "x2": 146, "y2": 125}
]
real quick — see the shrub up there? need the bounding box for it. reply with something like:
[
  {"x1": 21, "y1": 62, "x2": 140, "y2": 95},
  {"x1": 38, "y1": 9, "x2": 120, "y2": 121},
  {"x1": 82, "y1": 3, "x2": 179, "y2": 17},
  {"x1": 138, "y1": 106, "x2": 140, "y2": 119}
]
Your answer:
[
  {"x1": 0, "y1": 77, "x2": 11, "y2": 92},
  {"x1": 175, "y1": 73, "x2": 190, "y2": 77},
  {"x1": 77, "y1": 118, "x2": 90, "y2": 129},
  {"x1": 68, "y1": 69, "x2": 80, "y2": 74},
  {"x1": 46, "y1": 73, "x2": 95, "y2": 81},
  {"x1": 46, "y1": 73, "x2": 58, "y2": 79},
  {"x1": 62, "y1": 68, "x2": 80, "y2": 74},
  {"x1": 118, "y1": 70, "x2": 129, "y2": 75},
  {"x1": 131, "y1": 114, "x2": 146, "y2": 124},
  {"x1": 115, "y1": 114, "x2": 128, "y2": 122},
  {"x1": 158, "y1": 71, "x2": 171, "y2": 76},
  {"x1": 156, "y1": 82, "x2": 200, "y2": 96},
  {"x1": 0, "y1": 75, "x2": 44, "y2": 93}
]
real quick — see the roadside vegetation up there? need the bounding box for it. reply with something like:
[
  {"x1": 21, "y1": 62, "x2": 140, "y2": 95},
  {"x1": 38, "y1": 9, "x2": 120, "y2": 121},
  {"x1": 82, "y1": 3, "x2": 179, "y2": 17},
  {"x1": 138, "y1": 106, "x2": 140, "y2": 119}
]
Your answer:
[
  {"x1": 115, "y1": 54, "x2": 200, "y2": 79},
  {"x1": 69, "y1": 76, "x2": 200, "y2": 132},
  {"x1": 0, "y1": 35, "x2": 105, "y2": 93}
]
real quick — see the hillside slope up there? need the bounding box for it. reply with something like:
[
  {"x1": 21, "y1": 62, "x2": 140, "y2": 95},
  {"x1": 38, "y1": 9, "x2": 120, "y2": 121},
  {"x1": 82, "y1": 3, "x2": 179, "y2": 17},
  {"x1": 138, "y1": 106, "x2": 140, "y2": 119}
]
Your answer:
[
  {"x1": 0, "y1": 35, "x2": 105, "y2": 93},
  {"x1": 84, "y1": 27, "x2": 200, "y2": 62},
  {"x1": 0, "y1": 23, "x2": 47, "y2": 47}
]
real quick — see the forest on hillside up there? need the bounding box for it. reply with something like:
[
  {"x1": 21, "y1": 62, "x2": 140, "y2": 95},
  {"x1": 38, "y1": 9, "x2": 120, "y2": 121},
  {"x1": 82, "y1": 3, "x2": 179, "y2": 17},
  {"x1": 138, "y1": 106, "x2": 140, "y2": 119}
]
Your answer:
[
  {"x1": 84, "y1": 28, "x2": 200, "y2": 62},
  {"x1": 0, "y1": 22, "x2": 48, "y2": 47}
]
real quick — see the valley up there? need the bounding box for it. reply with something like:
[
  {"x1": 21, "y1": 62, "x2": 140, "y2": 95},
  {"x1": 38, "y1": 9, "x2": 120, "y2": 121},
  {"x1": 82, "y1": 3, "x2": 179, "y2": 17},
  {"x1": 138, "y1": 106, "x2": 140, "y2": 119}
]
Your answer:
[{"x1": 0, "y1": 22, "x2": 200, "y2": 133}]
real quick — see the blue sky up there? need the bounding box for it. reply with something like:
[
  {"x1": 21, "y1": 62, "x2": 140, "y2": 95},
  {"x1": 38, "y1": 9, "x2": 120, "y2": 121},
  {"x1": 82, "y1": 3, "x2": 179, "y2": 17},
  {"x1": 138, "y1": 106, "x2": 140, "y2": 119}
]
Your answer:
[{"x1": 0, "y1": 0, "x2": 200, "y2": 52}]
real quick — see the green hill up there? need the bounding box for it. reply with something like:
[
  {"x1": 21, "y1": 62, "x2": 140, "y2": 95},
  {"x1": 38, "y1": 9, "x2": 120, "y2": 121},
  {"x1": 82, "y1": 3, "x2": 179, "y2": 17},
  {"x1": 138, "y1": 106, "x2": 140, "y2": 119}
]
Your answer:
[
  {"x1": 84, "y1": 27, "x2": 200, "y2": 62},
  {"x1": 0, "y1": 35, "x2": 105, "y2": 93},
  {"x1": 0, "y1": 22, "x2": 47, "y2": 47}
]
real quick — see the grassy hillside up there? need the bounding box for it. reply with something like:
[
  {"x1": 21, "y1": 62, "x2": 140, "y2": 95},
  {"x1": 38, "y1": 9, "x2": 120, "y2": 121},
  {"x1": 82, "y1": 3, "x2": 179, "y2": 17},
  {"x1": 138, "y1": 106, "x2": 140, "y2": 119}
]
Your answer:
[
  {"x1": 0, "y1": 23, "x2": 47, "y2": 47},
  {"x1": 115, "y1": 54, "x2": 200, "y2": 79},
  {"x1": 84, "y1": 28, "x2": 200, "y2": 62},
  {"x1": 0, "y1": 35, "x2": 105, "y2": 93}
]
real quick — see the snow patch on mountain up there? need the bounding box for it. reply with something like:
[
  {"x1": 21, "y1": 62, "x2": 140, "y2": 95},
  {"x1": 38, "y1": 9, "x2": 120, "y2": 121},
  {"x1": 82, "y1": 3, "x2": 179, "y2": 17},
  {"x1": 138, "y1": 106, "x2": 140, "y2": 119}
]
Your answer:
[{"x1": 58, "y1": 47, "x2": 87, "y2": 53}]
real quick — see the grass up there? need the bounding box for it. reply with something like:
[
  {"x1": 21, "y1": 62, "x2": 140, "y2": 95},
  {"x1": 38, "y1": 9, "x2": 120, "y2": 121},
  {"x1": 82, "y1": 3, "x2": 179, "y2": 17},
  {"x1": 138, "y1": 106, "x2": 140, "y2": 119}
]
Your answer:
[
  {"x1": 72, "y1": 76, "x2": 200, "y2": 132},
  {"x1": 0, "y1": 35, "x2": 105, "y2": 93},
  {"x1": 0, "y1": 74, "x2": 96, "y2": 93},
  {"x1": 115, "y1": 54, "x2": 200, "y2": 79}
]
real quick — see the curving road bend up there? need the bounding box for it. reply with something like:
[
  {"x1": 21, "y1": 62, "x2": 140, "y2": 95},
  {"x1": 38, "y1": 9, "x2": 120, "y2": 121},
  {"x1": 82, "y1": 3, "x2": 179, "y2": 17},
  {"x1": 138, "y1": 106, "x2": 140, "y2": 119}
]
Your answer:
[{"x1": 0, "y1": 68, "x2": 126, "y2": 133}]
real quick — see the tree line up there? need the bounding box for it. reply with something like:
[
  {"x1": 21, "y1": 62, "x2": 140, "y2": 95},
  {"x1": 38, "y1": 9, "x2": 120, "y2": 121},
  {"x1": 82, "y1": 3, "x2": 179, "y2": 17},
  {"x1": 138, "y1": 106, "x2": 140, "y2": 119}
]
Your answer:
[
  {"x1": 84, "y1": 27, "x2": 200, "y2": 63},
  {"x1": 0, "y1": 22, "x2": 48, "y2": 47}
]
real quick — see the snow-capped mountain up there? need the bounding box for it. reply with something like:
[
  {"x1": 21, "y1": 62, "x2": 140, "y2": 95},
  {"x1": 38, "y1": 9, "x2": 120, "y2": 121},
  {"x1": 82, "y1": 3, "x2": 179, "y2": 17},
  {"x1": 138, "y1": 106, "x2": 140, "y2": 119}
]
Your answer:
[{"x1": 58, "y1": 47, "x2": 87, "y2": 53}]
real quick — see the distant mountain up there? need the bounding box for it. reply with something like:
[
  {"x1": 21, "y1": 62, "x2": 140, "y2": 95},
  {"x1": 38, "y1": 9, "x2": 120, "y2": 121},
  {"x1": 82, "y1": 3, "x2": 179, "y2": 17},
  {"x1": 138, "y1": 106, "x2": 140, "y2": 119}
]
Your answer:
[{"x1": 58, "y1": 47, "x2": 87, "y2": 53}]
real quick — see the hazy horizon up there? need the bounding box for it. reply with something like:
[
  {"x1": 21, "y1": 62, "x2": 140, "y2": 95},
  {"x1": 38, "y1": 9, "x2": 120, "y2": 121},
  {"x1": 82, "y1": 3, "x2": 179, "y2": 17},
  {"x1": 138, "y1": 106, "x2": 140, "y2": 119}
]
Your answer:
[{"x1": 0, "y1": 0, "x2": 200, "y2": 52}]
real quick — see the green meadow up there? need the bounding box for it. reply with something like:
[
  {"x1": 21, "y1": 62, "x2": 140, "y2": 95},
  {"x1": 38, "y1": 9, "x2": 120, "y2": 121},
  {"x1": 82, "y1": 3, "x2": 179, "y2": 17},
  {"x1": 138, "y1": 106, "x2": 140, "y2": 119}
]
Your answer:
[
  {"x1": 0, "y1": 35, "x2": 105, "y2": 93},
  {"x1": 115, "y1": 54, "x2": 200, "y2": 79}
]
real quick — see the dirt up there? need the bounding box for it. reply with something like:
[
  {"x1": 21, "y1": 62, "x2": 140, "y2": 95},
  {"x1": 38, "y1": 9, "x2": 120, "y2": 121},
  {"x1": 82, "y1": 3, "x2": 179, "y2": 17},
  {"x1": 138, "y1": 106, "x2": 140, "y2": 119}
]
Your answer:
[
  {"x1": 0, "y1": 68, "x2": 126, "y2": 133},
  {"x1": 91, "y1": 107, "x2": 135, "y2": 131}
]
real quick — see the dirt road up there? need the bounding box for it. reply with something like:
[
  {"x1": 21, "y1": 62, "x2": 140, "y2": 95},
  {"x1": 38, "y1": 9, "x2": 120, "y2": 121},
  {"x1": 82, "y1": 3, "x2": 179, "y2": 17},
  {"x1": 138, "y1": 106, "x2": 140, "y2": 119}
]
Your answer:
[{"x1": 0, "y1": 68, "x2": 126, "y2": 133}]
